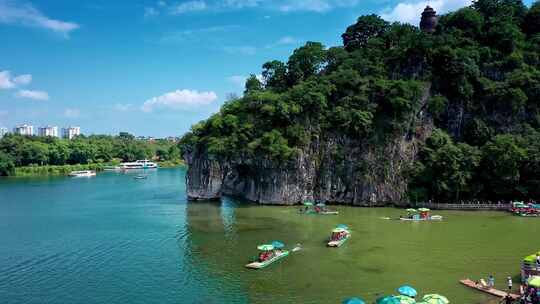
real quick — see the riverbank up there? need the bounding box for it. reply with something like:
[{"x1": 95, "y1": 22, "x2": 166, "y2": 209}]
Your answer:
[
  {"x1": 14, "y1": 163, "x2": 108, "y2": 177},
  {"x1": 11, "y1": 160, "x2": 185, "y2": 177}
]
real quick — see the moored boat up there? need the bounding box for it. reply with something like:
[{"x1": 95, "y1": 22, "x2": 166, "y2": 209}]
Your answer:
[
  {"x1": 119, "y1": 159, "x2": 158, "y2": 170},
  {"x1": 69, "y1": 170, "x2": 96, "y2": 177},
  {"x1": 315, "y1": 203, "x2": 339, "y2": 215},
  {"x1": 134, "y1": 175, "x2": 147, "y2": 180},
  {"x1": 327, "y1": 225, "x2": 350, "y2": 247},
  {"x1": 245, "y1": 241, "x2": 289, "y2": 269},
  {"x1": 399, "y1": 208, "x2": 443, "y2": 221},
  {"x1": 299, "y1": 201, "x2": 317, "y2": 214}
]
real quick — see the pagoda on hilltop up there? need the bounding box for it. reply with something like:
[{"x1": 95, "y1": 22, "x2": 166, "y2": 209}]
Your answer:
[{"x1": 420, "y1": 5, "x2": 438, "y2": 33}]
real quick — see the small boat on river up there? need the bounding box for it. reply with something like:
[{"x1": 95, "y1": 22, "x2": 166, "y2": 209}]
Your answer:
[
  {"x1": 460, "y1": 278, "x2": 520, "y2": 300},
  {"x1": 316, "y1": 203, "x2": 339, "y2": 215},
  {"x1": 119, "y1": 159, "x2": 158, "y2": 170},
  {"x1": 299, "y1": 201, "x2": 339, "y2": 215},
  {"x1": 245, "y1": 241, "x2": 289, "y2": 269},
  {"x1": 69, "y1": 170, "x2": 96, "y2": 177},
  {"x1": 399, "y1": 208, "x2": 443, "y2": 221},
  {"x1": 134, "y1": 175, "x2": 147, "y2": 180},
  {"x1": 327, "y1": 225, "x2": 350, "y2": 247}
]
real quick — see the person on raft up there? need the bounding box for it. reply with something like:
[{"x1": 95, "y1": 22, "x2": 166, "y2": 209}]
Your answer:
[
  {"x1": 332, "y1": 231, "x2": 346, "y2": 241},
  {"x1": 258, "y1": 251, "x2": 274, "y2": 262}
]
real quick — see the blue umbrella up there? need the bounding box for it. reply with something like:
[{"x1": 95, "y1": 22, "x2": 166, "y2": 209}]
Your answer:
[
  {"x1": 397, "y1": 285, "x2": 417, "y2": 297},
  {"x1": 342, "y1": 297, "x2": 366, "y2": 304},
  {"x1": 337, "y1": 224, "x2": 349, "y2": 230},
  {"x1": 271, "y1": 241, "x2": 285, "y2": 249},
  {"x1": 376, "y1": 296, "x2": 400, "y2": 304}
]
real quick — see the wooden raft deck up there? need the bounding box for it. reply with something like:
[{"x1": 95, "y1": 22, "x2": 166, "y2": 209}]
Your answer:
[{"x1": 460, "y1": 279, "x2": 520, "y2": 300}]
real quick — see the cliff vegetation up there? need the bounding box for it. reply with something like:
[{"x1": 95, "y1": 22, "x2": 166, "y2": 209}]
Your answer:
[{"x1": 181, "y1": 0, "x2": 540, "y2": 204}]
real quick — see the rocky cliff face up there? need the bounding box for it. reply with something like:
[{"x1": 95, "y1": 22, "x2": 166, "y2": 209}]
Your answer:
[{"x1": 185, "y1": 85, "x2": 433, "y2": 206}]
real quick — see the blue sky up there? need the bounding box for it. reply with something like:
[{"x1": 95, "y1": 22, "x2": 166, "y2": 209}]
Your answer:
[{"x1": 0, "y1": 0, "x2": 534, "y2": 137}]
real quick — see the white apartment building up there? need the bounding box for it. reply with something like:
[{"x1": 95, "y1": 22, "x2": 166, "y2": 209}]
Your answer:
[
  {"x1": 13, "y1": 124, "x2": 33, "y2": 136},
  {"x1": 62, "y1": 126, "x2": 81, "y2": 139},
  {"x1": 38, "y1": 126, "x2": 59, "y2": 137},
  {"x1": 0, "y1": 127, "x2": 8, "y2": 138}
]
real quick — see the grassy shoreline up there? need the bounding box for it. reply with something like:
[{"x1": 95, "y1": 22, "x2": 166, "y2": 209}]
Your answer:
[{"x1": 11, "y1": 160, "x2": 185, "y2": 177}]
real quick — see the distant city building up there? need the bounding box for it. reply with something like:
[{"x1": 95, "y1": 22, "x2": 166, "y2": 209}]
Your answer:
[
  {"x1": 13, "y1": 124, "x2": 34, "y2": 136},
  {"x1": 0, "y1": 127, "x2": 8, "y2": 138},
  {"x1": 62, "y1": 126, "x2": 80, "y2": 139},
  {"x1": 38, "y1": 126, "x2": 59, "y2": 137},
  {"x1": 166, "y1": 136, "x2": 180, "y2": 143},
  {"x1": 420, "y1": 6, "x2": 438, "y2": 33}
]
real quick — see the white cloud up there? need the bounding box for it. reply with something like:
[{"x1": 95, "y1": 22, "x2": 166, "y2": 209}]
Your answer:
[
  {"x1": 112, "y1": 103, "x2": 134, "y2": 111},
  {"x1": 381, "y1": 0, "x2": 472, "y2": 25},
  {"x1": 228, "y1": 75, "x2": 247, "y2": 87},
  {"x1": 265, "y1": 36, "x2": 300, "y2": 48},
  {"x1": 0, "y1": 0, "x2": 79, "y2": 36},
  {"x1": 276, "y1": 36, "x2": 297, "y2": 44},
  {"x1": 15, "y1": 89, "x2": 49, "y2": 100},
  {"x1": 0, "y1": 70, "x2": 32, "y2": 89},
  {"x1": 278, "y1": 0, "x2": 359, "y2": 12},
  {"x1": 227, "y1": 74, "x2": 263, "y2": 88},
  {"x1": 141, "y1": 89, "x2": 218, "y2": 112},
  {"x1": 148, "y1": 0, "x2": 358, "y2": 17},
  {"x1": 0, "y1": 71, "x2": 15, "y2": 89},
  {"x1": 160, "y1": 25, "x2": 239, "y2": 43},
  {"x1": 13, "y1": 74, "x2": 31, "y2": 85},
  {"x1": 223, "y1": 45, "x2": 257, "y2": 55},
  {"x1": 170, "y1": 1, "x2": 207, "y2": 14},
  {"x1": 64, "y1": 108, "x2": 80, "y2": 118},
  {"x1": 220, "y1": 0, "x2": 262, "y2": 9},
  {"x1": 144, "y1": 7, "x2": 159, "y2": 17}
]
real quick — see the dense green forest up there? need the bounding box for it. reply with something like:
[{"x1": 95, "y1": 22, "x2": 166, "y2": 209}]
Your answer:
[
  {"x1": 181, "y1": 0, "x2": 540, "y2": 203},
  {"x1": 0, "y1": 133, "x2": 182, "y2": 176}
]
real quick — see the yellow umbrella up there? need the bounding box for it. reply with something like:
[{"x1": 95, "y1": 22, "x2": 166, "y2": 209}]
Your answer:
[{"x1": 528, "y1": 276, "x2": 540, "y2": 288}]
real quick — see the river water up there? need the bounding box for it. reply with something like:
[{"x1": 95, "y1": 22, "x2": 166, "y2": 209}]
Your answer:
[{"x1": 0, "y1": 168, "x2": 538, "y2": 304}]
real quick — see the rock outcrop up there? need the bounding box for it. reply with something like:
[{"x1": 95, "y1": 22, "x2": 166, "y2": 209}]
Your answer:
[{"x1": 185, "y1": 85, "x2": 434, "y2": 206}]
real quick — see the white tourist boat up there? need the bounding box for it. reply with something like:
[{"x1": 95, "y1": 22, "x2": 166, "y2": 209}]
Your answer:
[
  {"x1": 119, "y1": 160, "x2": 158, "y2": 170},
  {"x1": 69, "y1": 170, "x2": 96, "y2": 177}
]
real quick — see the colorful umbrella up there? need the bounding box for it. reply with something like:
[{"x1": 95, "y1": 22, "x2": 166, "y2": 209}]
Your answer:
[
  {"x1": 271, "y1": 241, "x2": 284, "y2": 249},
  {"x1": 332, "y1": 227, "x2": 348, "y2": 233},
  {"x1": 336, "y1": 224, "x2": 349, "y2": 229},
  {"x1": 342, "y1": 297, "x2": 366, "y2": 304},
  {"x1": 528, "y1": 276, "x2": 540, "y2": 288},
  {"x1": 393, "y1": 295, "x2": 416, "y2": 304},
  {"x1": 418, "y1": 208, "x2": 430, "y2": 212},
  {"x1": 398, "y1": 285, "x2": 418, "y2": 297},
  {"x1": 422, "y1": 294, "x2": 449, "y2": 304},
  {"x1": 376, "y1": 296, "x2": 400, "y2": 304},
  {"x1": 257, "y1": 244, "x2": 274, "y2": 251}
]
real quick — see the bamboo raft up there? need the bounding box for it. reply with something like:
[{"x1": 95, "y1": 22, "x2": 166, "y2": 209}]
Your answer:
[{"x1": 460, "y1": 279, "x2": 520, "y2": 300}]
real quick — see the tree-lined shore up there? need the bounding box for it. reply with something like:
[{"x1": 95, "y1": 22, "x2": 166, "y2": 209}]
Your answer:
[{"x1": 0, "y1": 133, "x2": 183, "y2": 176}]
